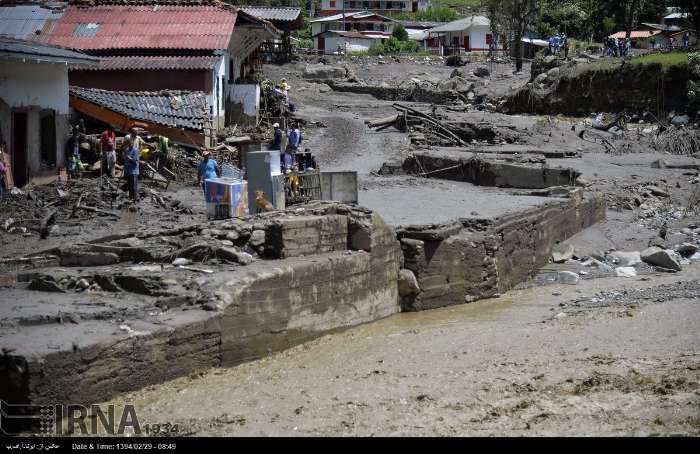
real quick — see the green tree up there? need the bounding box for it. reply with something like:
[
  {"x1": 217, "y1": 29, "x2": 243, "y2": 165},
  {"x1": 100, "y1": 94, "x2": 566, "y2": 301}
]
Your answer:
[
  {"x1": 486, "y1": 0, "x2": 541, "y2": 73},
  {"x1": 392, "y1": 24, "x2": 409, "y2": 42}
]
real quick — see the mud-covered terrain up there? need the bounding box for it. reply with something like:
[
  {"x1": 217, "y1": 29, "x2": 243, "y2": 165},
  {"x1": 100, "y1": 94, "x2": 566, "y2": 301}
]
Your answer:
[{"x1": 105, "y1": 264, "x2": 700, "y2": 436}]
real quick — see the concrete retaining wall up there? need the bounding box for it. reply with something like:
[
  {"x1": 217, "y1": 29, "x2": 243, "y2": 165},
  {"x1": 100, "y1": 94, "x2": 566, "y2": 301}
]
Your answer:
[
  {"x1": 404, "y1": 151, "x2": 581, "y2": 189},
  {"x1": 398, "y1": 193, "x2": 606, "y2": 310}
]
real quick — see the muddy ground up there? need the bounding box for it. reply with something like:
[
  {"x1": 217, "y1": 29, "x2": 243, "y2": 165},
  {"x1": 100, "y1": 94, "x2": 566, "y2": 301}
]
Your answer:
[
  {"x1": 106, "y1": 264, "x2": 700, "y2": 436},
  {"x1": 4, "y1": 57, "x2": 700, "y2": 436}
]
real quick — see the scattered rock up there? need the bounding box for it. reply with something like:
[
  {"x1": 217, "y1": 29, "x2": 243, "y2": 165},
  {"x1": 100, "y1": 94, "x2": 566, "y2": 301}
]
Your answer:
[
  {"x1": 27, "y1": 276, "x2": 64, "y2": 293},
  {"x1": 676, "y1": 243, "x2": 698, "y2": 257},
  {"x1": 60, "y1": 251, "x2": 120, "y2": 267},
  {"x1": 76, "y1": 278, "x2": 90, "y2": 289},
  {"x1": 552, "y1": 243, "x2": 575, "y2": 263},
  {"x1": 557, "y1": 271, "x2": 580, "y2": 285},
  {"x1": 216, "y1": 247, "x2": 254, "y2": 265},
  {"x1": 249, "y1": 230, "x2": 265, "y2": 247},
  {"x1": 398, "y1": 269, "x2": 421, "y2": 296},
  {"x1": 641, "y1": 247, "x2": 681, "y2": 271},
  {"x1": 608, "y1": 251, "x2": 641, "y2": 267},
  {"x1": 318, "y1": 83, "x2": 332, "y2": 93},
  {"x1": 172, "y1": 258, "x2": 191, "y2": 266},
  {"x1": 473, "y1": 66, "x2": 490, "y2": 77},
  {"x1": 670, "y1": 114, "x2": 689, "y2": 126},
  {"x1": 651, "y1": 159, "x2": 668, "y2": 169},
  {"x1": 615, "y1": 267, "x2": 637, "y2": 278},
  {"x1": 647, "y1": 185, "x2": 669, "y2": 198}
]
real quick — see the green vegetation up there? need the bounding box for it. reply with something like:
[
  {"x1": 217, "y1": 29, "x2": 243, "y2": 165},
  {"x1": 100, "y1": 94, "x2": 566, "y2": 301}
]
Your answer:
[
  {"x1": 388, "y1": 7, "x2": 459, "y2": 23},
  {"x1": 368, "y1": 37, "x2": 424, "y2": 55},
  {"x1": 631, "y1": 52, "x2": 690, "y2": 71},
  {"x1": 392, "y1": 24, "x2": 409, "y2": 41},
  {"x1": 689, "y1": 52, "x2": 700, "y2": 109}
]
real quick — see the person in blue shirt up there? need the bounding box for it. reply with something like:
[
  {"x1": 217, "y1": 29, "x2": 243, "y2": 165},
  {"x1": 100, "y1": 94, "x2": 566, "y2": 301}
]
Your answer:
[
  {"x1": 123, "y1": 137, "x2": 140, "y2": 202},
  {"x1": 197, "y1": 150, "x2": 220, "y2": 194}
]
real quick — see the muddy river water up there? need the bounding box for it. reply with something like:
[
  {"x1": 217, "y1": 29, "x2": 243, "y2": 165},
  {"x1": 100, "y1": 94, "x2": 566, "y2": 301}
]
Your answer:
[{"x1": 102, "y1": 265, "x2": 700, "y2": 436}]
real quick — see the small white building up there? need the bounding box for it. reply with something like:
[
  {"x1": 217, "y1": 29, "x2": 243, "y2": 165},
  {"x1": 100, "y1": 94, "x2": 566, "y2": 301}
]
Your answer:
[
  {"x1": 0, "y1": 37, "x2": 98, "y2": 187},
  {"x1": 311, "y1": 11, "x2": 396, "y2": 54},
  {"x1": 315, "y1": 30, "x2": 387, "y2": 53},
  {"x1": 425, "y1": 16, "x2": 502, "y2": 54}
]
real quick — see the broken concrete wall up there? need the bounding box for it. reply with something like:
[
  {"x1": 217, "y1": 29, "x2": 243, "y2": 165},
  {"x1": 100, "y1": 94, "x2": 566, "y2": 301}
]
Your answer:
[
  {"x1": 398, "y1": 193, "x2": 605, "y2": 310},
  {"x1": 404, "y1": 152, "x2": 580, "y2": 189},
  {"x1": 0, "y1": 205, "x2": 401, "y2": 407}
]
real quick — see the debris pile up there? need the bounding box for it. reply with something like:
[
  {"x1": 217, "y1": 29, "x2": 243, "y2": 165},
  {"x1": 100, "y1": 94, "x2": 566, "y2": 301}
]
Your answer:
[
  {"x1": 651, "y1": 125, "x2": 700, "y2": 156},
  {"x1": 605, "y1": 181, "x2": 673, "y2": 214},
  {"x1": 368, "y1": 103, "x2": 521, "y2": 147},
  {"x1": 1, "y1": 178, "x2": 193, "y2": 239}
]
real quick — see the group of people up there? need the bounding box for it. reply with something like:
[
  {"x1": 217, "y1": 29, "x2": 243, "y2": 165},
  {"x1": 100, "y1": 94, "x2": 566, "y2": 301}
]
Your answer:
[
  {"x1": 65, "y1": 124, "x2": 142, "y2": 202},
  {"x1": 548, "y1": 34, "x2": 571, "y2": 58},
  {"x1": 603, "y1": 36, "x2": 632, "y2": 57},
  {"x1": 272, "y1": 122, "x2": 305, "y2": 172}
]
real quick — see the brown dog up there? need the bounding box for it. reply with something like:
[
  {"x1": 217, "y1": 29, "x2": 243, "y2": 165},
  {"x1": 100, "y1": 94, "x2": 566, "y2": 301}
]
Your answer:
[{"x1": 255, "y1": 190, "x2": 274, "y2": 213}]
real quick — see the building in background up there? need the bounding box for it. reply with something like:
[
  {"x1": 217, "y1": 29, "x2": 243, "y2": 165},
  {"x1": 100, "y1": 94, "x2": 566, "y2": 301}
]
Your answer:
[
  {"x1": 46, "y1": 2, "x2": 279, "y2": 130},
  {"x1": 310, "y1": 11, "x2": 396, "y2": 53},
  {"x1": 241, "y1": 6, "x2": 304, "y2": 62},
  {"x1": 0, "y1": 37, "x2": 98, "y2": 187},
  {"x1": 317, "y1": 0, "x2": 431, "y2": 17},
  {"x1": 424, "y1": 16, "x2": 501, "y2": 55}
]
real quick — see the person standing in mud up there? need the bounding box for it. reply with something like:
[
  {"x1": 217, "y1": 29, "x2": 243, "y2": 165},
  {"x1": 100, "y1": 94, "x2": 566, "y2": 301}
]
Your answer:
[
  {"x1": 124, "y1": 137, "x2": 140, "y2": 202},
  {"x1": 100, "y1": 125, "x2": 117, "y2": 178},
  {"x1": 197, "y1": 150, "x2": 220, "y2": 194}
]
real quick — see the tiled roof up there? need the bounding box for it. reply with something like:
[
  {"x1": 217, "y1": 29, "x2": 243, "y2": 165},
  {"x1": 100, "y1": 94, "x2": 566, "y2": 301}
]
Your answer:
[
  {"x1": 77, "y1": 55, "x2": 220, "y2": 71},
  {"x1": 49, "y1": 4, "x2": 236, "y2": 51},
  {"x1": 0, "y1": 35, "x2": 98, "y2": 65},
  {"x1": 0, "y1": 4, "x2": 64, "y2": 42},
  {"x1": 240, "y1": 6, "x2": 301, "y2": 22},
  {"x1": 69, "y1": 86, "x2": 210, "y2": 130},
  {"x1": 608, "y1": 30, "x2": 661, "y2": 39}
]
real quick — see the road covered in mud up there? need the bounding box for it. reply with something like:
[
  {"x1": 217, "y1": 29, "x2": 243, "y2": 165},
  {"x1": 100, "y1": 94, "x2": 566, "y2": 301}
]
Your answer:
[{"x1": 107, "y1": 264, "x2": 700, "y2": 436}]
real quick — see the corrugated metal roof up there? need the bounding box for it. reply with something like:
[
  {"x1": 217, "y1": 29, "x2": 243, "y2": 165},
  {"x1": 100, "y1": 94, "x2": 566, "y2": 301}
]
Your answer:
[
  {"x1": 427, "y1": 16, "x2": 490, "y2": 33},
  {"x1": 241, "y1": 6, "x2": 301, "y2": 22},
  {"x1": 49, "y1": 5, "x2": 236, "y2": 51},
  {"x1": 310, "y1": 11, "x2": 396, "y2": 23},
  {"x1": 0, "y1": 35, "x2": 98, "y2": 65},
  {"x1": 0, "y1": 4, "x2": 65, "y2": 41},
  {"x1": 76, "y1": 55, "x2": 219, "y2": 71},
  {"x1": 70, "y1": 86, "x2": 210, "y2": 130}
]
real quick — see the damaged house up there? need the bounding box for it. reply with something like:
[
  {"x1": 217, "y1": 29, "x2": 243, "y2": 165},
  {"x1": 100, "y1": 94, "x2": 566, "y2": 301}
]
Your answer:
[
  {"x1": 44, "y1": 1, "x2": 279, "y2": 135},
  {"x1": 0, "y1": 36, "x2": 98, "y2": 187}
]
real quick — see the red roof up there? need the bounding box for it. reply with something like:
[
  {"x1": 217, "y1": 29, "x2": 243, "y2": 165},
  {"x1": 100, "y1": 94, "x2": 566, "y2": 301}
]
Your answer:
[
  {"x1": 608, "y1": 30, "x2": 661, "y2": 39},
  {"x1": 78, "y1": 55, "x2": 220, "y2": 71},
  {"x1": 48, "y1": 5, "x2": 236, "y2": 51}
]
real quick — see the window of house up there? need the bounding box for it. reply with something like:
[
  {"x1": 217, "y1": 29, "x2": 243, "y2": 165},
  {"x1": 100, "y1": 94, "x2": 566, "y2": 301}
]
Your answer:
[
  {"x1": 330, "y1": 0, "x2": 336, "y2": 7},
  {"x1": 228, "y1": 58, "x2": 234, "y2": 84},
  {"x1": 486, "y1": 34, "x2": 493, "y2": 44}
]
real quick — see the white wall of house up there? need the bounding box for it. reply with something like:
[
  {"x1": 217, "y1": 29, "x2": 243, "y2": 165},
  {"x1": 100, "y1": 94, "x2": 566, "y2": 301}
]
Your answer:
[
  {"x1": 0, "y1": 61, "x2": 69, "y2": 114},
  {"x1": 317, "y1": 35, "x2": 381, "y2": 53},
  {"x1": 440, "y1": 25, "x2": 499, "y2": 52},
  {"x1": 318, "y1": 1, "x2": 414, "y2": 13},
  {"x1": 312, "y1": 20, "x2": 395, "y2": 36},
  {"x1": 230, "y1": 84, "x2": 260, "y2": 125},
  {"x1": 0, "y1": 60, "x2": 71, "y2": 184}
]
